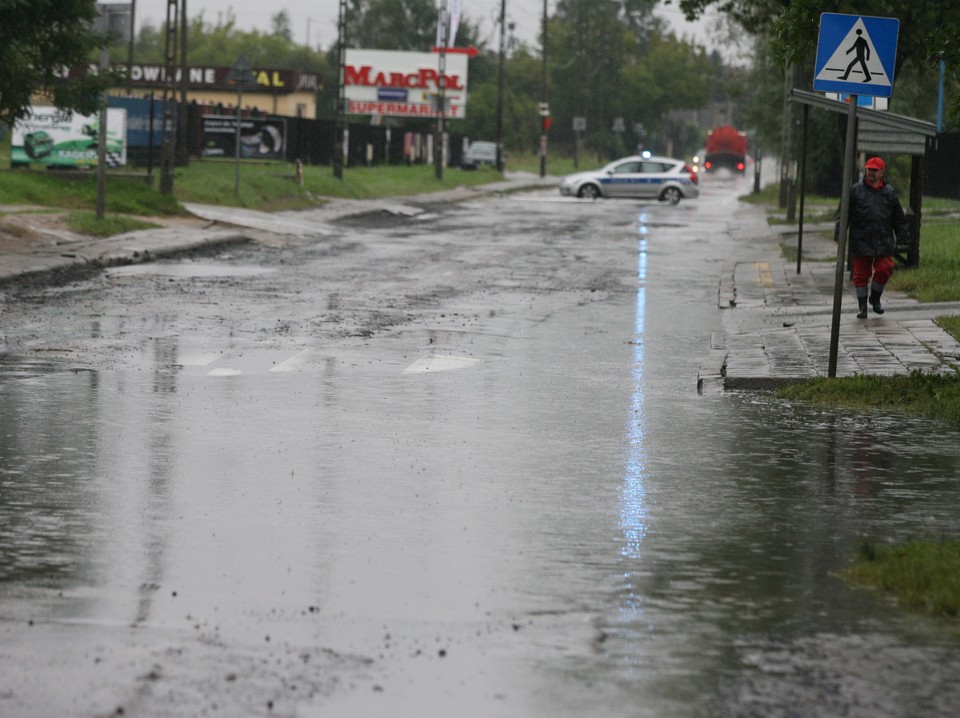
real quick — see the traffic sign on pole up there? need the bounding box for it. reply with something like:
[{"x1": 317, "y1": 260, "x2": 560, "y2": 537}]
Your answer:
[{"x1": 814, "y1": 13, "x2": 899, "y2": 98}]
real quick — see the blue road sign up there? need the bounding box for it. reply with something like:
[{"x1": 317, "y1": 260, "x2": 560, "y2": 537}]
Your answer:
[{"x1": 814, "y1": 13, "x2": 899, "y2": 98}]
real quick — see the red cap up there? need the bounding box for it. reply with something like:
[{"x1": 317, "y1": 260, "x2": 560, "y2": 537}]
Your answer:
[{"x1": 864, "y1": 157, "x2": 885, "y2": 171}]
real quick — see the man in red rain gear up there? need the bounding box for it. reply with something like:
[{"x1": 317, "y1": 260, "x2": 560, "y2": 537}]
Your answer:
[{"x1": 840, "y1": 156, "x2": 910, "y2": 319}]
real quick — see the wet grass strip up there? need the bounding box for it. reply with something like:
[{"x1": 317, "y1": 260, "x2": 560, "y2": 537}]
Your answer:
[
  {"x1": 938, "y1": 316, "x2": 960, "y2": 339},
  {"x1": 889, "y1": 222, "x2": 960, "y2": 302},
  {"x1": 777, "y1": 371, "x2": 960, "y2": 426},
  {"x1": 842, "y1": 539, "x2": 960, "y2": 619},
  {"x1": 65, "y1": 211, "x2": 160, "y2": 237}
]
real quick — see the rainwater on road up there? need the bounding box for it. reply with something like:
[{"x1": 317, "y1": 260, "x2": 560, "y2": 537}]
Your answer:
[{"x1": 2, "y1": 172, "x2": 959, "y2": 717}]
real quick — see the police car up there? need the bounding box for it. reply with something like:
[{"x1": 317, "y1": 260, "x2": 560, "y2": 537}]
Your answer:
[{"x1": 559, "y1": 153, "x2": 699, "y2": 204}]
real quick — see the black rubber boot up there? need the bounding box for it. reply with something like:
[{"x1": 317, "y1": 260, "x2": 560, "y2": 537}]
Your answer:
[
  {"x1": 857, "y1": 297, "x2": 868, "y2": 319},
  {"x1": 869, "y1": 286, "x2": 885, "y2": 314}
]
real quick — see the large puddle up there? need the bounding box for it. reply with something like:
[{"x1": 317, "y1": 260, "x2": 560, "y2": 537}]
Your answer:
[{"x1": 2, "y1": 185, "x2": 958, "y2": 717}]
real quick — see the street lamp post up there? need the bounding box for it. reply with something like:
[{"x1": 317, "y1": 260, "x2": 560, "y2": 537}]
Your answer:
[{"x1": 495, "y1": 0, "x2": 506, "y2": 174}]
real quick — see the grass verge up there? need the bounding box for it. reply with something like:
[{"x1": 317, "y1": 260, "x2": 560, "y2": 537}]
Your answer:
[
  {"x1": 0, "y1": 170, "x2": 183, "y2": 216},
  {"x1": 173, "y1": 160, "x2": 508, "y2": 210},
  {"x1": 777, "y1": 371, "x2": 960, "y2": 425},
  {"x1": 888, "y1": 221, "x2": 960, "y2": 302},
  {"x1": 0, "y1": 158, "x2": 514, "y2": 232},
  {"x1": 841, "y1": 538, "x2": 960, "y2": 619},
  {"x1": 65, "y1": 211, "x2": 160, "y2": 237}
]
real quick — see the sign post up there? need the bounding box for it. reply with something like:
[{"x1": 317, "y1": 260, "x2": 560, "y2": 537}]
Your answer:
[
  {"x1": 227, "y1": 55, "x2": 255, "y2": 197},
  {"x1": 572, "y1": 116, "x2": 586, "y2": 170},
  {"x1": 813, "y1": 13, "x2": 899, "y2": 377}
]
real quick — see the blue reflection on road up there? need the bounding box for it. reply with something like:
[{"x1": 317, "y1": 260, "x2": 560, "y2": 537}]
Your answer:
[{"x1": 620, "y1": 214, "x2": 648, "y2": 562}]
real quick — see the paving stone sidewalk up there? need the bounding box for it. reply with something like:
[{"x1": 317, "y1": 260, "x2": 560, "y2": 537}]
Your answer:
[{"x1": 698, "y1": 230, "x2": 960, "y2": 392}]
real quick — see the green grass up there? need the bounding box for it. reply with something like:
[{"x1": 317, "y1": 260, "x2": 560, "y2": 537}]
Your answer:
[
  {"x1": 937, "y1": 315, "x2": 960, "y2": 338},
  {"x1": 172, "y1": 159, "x2": 508, "y2": 210},
  {"x1": 0, "y1": 169, "x2": 183, "y2": 216},
  {"x1": 841, "y1": 538, "x2": 960, "y2": 619},
  {"x1": 922, "y1": 196, "x2": 960, "y2": 216},
  {"x1": 778, "y1": 371, "x2": 960, "y2": 425},
  {"x1": 507, "y1": 151, "x2": 581, "y2": 176},
  {"x1": 741, "y1": 182, "x2": 840, "y2": 224},
  {"x1": 0, "y1": 157, "x2": 511, "y2": 220},
  {"x1": 65, "y1": 211, "x2": 159, "y2": 236},
  {"x1": 888, "y1": 221, "x2": 960, "y2": 302}
]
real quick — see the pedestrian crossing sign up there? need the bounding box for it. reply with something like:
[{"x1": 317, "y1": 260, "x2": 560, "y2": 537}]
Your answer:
[{"x1": 813, "y1": 13, "x2": 899, "y2": 98}]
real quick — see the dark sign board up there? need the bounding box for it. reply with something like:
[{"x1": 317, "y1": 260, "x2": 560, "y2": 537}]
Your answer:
[{"x1": 201, "y1": 115, "x2": 287, "y2": 160}]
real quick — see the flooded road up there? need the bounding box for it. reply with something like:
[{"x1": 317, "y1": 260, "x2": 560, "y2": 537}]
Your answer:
[{"x1": 2, "y1": 174, "x2": 960, "y2": 717}]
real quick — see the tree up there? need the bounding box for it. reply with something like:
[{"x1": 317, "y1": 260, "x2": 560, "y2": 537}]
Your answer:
[
  {"x1": 542, "y1": 1, "x2": 710, "y2": 159},
  {"x1": 345, "y1": 0, "x2": 478, "y2": 52},
  {"x1": 272, "y1": 11, "x2": 293, "y2": 42},
  {"x1": 0, "y1": 0, "x2": 113, "y2": 126},
  {"x1": 672, "y1": 0, "x2": 960, "y2": 122},
  {"x1": 130, "y1": 11, "x2": 329, "y2": 75}
]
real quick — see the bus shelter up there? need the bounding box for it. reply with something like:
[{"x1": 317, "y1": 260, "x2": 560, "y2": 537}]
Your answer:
[{"x1": 789, "y1": 88, "x2": 937, "y2": 268}]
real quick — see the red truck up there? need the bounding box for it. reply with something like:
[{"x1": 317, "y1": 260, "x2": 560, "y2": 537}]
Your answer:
[{"x1": 704, "y1": 126, "x2": 748, "y2": 173}]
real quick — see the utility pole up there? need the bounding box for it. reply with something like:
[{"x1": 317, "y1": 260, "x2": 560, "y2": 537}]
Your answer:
[
  {"x1": 539, "y1": 0, "x2": 548, "y2": 178},
  {"x1": 96, "y1": 43, "x2": 110, "y2": 219},
  {"x1": 159, "y1": 0, "x2": 179, "y2": 195},
  {"x1": 126, "y1": 0, "x2": 137, "y2": 93},
  {"x1": 495, "y1": 0, "x2": 506, "y2": 174},
  {"x1": 177, "y1": 0, "x2": 189, "y2": 167},
  {"x1": 435, "y1": 0, "x2": 448, "y2": 180},
  {"x1": 333, "y1": 0, "x2": 347, "y2": 179}
]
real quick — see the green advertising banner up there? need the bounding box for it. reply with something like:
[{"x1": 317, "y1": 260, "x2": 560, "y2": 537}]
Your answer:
[{"x1": 12, "y1": 107, "x2": 127, "y2": 168}]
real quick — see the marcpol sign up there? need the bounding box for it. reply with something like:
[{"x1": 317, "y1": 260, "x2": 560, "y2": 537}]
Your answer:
[{"x1": 344, "y1": 49, "x2": 469, "y2": 119}]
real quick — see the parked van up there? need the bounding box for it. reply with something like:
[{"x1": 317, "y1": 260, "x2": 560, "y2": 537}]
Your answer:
[{"x1": 461, "y1": 141, "x2": 500, "y2": 170}]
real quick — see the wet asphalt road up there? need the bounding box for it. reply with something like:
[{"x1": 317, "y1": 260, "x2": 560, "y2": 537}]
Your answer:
[{"x1": 2, "y1": 173, "x2": 960, "y2": 717}]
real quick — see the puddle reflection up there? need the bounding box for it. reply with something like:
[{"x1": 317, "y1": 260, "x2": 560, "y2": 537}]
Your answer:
[{"x1": 620, "y1": 217, "x2": 649, "y2": 562}]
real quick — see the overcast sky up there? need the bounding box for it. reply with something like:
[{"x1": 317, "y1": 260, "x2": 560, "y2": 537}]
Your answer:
[{"x1": 133, "y1": 1, "x2": 736, "y2": 57}]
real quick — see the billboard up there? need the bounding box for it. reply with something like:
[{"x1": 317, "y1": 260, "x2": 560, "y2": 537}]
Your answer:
[
  {"x1": 108, "y1": 96, "x2": 170, "y2": 148},
  {"x1": 344, "y1": 49, "x2": 469, "y2": 119},
  {"x1": 201, "y1": 115, "x2": 287, "y2": 160},
  {"x1": 12, "y1": 107, "x2": 127, "y2": 168},
  {"x1": 61, "y1": 64, "x2": 319, "y2": 93}
]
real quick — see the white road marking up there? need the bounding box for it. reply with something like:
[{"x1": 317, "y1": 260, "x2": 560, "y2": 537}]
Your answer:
[
  {"x1": 402, "y1": 354, "x2": 482, "y2": 374},
  {"x1": 269, "y1": 351, "x2": 313, "y2": 373}
]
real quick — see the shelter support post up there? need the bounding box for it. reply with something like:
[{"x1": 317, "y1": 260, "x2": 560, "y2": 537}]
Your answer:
[{"x1": 796, "y1": 104, "x2": 810, "y2": 275}]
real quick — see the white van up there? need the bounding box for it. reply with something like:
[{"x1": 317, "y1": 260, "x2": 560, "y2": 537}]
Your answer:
[{"x1": 461, "y1": 141, "x2": 500, "y2": 170}]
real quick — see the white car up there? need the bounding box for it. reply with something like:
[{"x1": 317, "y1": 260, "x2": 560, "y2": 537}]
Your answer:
[
  {"x1": 461, "y1": 141, "x2": 500, "y2": 169},
  {"x1": 559, "y1": 154, "x2": 699, "y2": 204}
]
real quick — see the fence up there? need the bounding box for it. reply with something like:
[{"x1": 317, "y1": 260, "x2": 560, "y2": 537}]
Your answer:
[
  {"x1": 109, "y1": 96, "x2": 467, "y2": 170},
  {"x1": 924, "y1": 131, "x2": 960, "y2": 200}
]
